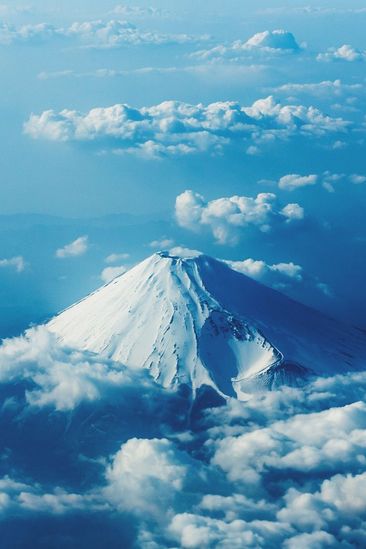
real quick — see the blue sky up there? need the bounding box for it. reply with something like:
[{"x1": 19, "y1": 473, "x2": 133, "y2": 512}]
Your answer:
[{"x1": 1, "y1": 0, "x2": 366, "y2": 332}]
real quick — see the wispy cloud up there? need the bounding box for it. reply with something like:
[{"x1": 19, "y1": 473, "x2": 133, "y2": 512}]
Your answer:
[
  {"x1": 0, "y1": 255, "x2": 26, "y2": 273},
  {"x1": 0, "y1": 19, "x2": 208, "y2": 48}
]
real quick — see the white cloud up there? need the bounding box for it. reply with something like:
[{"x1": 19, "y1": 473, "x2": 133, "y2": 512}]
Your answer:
[
  {"x1": 349, "y1": 174, "x2": 366, "y2": 185},
  {"x1": 104, "y1": 438, "x2": 192, "y2": 517},
  {"x1": 55, "y1": 236, "x2": 88, "y2": 258},
  {"x1": 212, "y1": 400, "x2": 366, "y2": 486},
  {"x1": 244, "y1": 30, "x2": 300, "y2": 52},
  {"x1": 37, "y1": 63, "x2": 265, "y2": 82},
  {"x1": 0, "y1": 326, "x2": 159, "y2": 411},
  {"x1": 283, "y1": 531, "x2": 337, "y2": 549},
  {"x1": 0, "y1": 5, "x2": 32, "y2": 16},
  {"x1": 24, "y1": 96, "x2": 348, "y2": 157},
  {"x1": 105, "y1": 252, "x2": 130, "y2": 264},
  {"x1": 227, "y1": 258, "x2": 303, "y2": 284},
  {"x1": 0, "y1": 255, "x2": 26, "y2": 273},
  {"x1": 111, "y1": 5, "x2": 168, "y2": 18},
  {"x1": 280, "y1": 203, "x2": 304, "y2": 221},
  {"x1": 272, "y1": 79, "x2": 362, "y2": 98},
  {"x1": 100, "y1": 265, "x2": 127, "y2": 283},
  {"x1": 258, "y1": 6, "x2": 366, "y2": 16},
  {"x1": 169, "y1": 246, "x2": 202, "y2": 259},
  {"x1": 175, "y1": 190, "x2": 304, "y2": 244},
  {"x1": 64, "y1": 20, "x2": 206, "y2": 48},
  {"x1": 226, "y1": 257, "x2": 333, "y2": 298},
  {"x1": 317, "y1": 44, "x2": 366, "y2": 62},
  {"x1": 279, "y1": 174, "x2": 318, "y2": 191},
  {"x1": 0, "y1": 19, "x2": 207, "y2": 48},
  {"x1": 193, "y1": 29, "x2": 300, "y2": 63},
  {"x1": 1, "y1": 329, "x2": 366, "y2": 547},
  {"x1": 149, "y1": 238, "x2": 175, "y2": 249},
  {"x1": 275, "y1": 172, "x2": 366, "y2": 193}
]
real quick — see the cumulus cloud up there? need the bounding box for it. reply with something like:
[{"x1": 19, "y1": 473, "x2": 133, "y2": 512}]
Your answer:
[
  {"x1": 0, "y1": 255, "x2": 26, "y2": 273},
  {"x1": 104, "y1": 438, "x2": 199, "y2": 518},
  {"x1": 100, "y1": 265, "x2": 127, "y2": 283},
  {"x1": 175, "y1": 190, "x2": 304, "y2": 244},
  {"x1": 0, "y1": 326, "x2": 160, "y2": 411},
  {"x1": 317, "y1": 44, "x2": 366, "y2": 62},
  {"x1": 23, "y1": 96, "x2": 348, "y2": 157},
  {"x1": 193, "y1": 29, "x2": 300, "y2": 62},
  {"x1": 0, "y1": 323, "x2": 366, "y2": 547},
  {"x1": 55, "y1": 235, "x2": 88, "y2": 258}
]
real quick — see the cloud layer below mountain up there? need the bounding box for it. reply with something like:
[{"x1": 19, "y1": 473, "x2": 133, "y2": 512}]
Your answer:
[{"x1": 0, "y1": 327, "x2": 365, "y2": 547}]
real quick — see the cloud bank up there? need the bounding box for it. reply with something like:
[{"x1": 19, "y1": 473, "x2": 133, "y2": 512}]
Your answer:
[
  {"x1": 24, "y1": 97, "x2": 348, "y2": 157},
  {"x1": 0, "y1": 326, "x2": 366, "y2": 548},
  {"x1": 0, "y1": 19, "x2": 206, "y2": 48}
]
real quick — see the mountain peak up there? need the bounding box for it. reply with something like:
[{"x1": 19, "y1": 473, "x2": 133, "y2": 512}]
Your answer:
[{"x1": 47, "y1": 251, "x2": 366, "y2": 399}]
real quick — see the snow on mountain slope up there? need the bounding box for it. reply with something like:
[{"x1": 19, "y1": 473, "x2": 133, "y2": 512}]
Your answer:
[{"x1": 47, "y1": 251, "x2": 366, "y2": 399}]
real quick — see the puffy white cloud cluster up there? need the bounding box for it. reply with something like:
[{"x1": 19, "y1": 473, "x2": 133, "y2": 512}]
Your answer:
[
  {"x1": 317, "y1": 44, "x2": 366, "y2": 62},
  {"x1": 23, "y1": 96, "x2": 348, "y2": 157},
  {"x1": 175, "y1": 190, "x2": 304, "y2": 244},
  {"x1": 103, "y1": 438, "x2": 200, "y2": 518},
  {"x1": 0, "y1": 19, "x2": 205, "y2": 48},
  {"x1": 227, "y1": 257, "x2": 301, "y2": 284},
  {"x1": 193, "y1": 29, "x2": 300, "y2": 62},
  {"x1": 56, "y1": 235, "x2": 88, "y2": 258},
  {"x1": 0, "y1": 255, "x2": 26, "y2": 273},
  {"x1": 0, "y1": 324, "x2": 366, "y2": 547},
  {"x1": 0, "y1": 327, "x2": 154, "y2": 410}
]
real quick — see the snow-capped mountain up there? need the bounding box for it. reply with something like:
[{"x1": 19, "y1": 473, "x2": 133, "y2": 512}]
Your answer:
[{"x1": 47, "y1": 251, "x2": 366, "y2": 399}]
